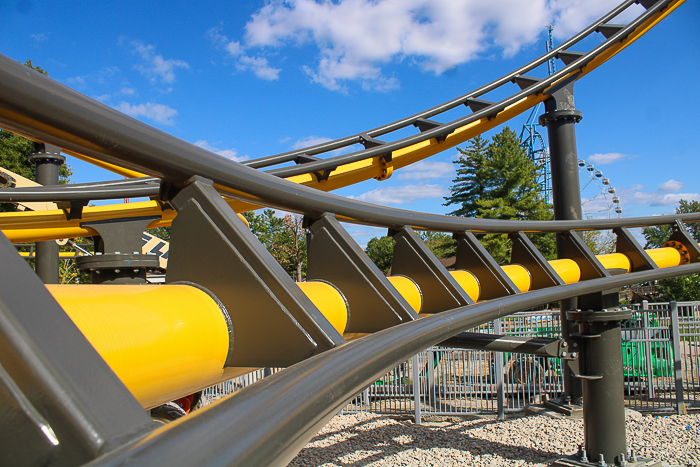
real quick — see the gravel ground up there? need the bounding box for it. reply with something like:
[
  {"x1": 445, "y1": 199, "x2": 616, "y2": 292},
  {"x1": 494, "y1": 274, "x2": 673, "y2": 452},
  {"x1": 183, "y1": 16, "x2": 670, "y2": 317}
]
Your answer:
[{"x1": 288, "y1": 411, "x2": 700, "y2": 466}]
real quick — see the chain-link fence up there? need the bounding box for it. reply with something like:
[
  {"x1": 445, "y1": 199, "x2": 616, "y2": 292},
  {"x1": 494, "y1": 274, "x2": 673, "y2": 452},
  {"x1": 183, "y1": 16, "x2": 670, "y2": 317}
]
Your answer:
[{"x1": 198, "y1": 302, "x2": 700, "y2": 418}]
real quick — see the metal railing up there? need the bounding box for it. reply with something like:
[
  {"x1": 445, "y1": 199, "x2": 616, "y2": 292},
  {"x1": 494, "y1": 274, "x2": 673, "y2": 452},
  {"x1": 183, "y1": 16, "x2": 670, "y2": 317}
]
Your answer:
[{"x1": 200, "y1": 301, "x2": 700, "y2": 419}]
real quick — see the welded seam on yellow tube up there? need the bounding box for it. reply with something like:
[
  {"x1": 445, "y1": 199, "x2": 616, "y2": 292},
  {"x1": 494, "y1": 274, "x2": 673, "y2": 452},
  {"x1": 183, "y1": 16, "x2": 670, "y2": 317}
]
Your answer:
[
  {"x1": 304, "y1": 279, "x2": 350, "y2": 334},
  {"x1": 388, "y1": 274, "x2": 423, "y2": 314},
  {"x1": 169, "y1": 280, "x2": 234, "y2": 366}
]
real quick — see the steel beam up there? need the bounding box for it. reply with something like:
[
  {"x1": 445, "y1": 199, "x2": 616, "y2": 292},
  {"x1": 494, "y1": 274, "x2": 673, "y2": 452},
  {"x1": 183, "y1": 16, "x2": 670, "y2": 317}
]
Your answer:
[
  {"x1": 0, "y1": 232, "x2": 154, "y2": 466},
  {"x1": 165, "y1": 177, "x2": 344, "y2": 367},
  {"x1": 390, "y1": 226, "x2": 473, "y2": 313},
  {"x1": 28, "y1": 143, "x2": 64, "y2": 284}
]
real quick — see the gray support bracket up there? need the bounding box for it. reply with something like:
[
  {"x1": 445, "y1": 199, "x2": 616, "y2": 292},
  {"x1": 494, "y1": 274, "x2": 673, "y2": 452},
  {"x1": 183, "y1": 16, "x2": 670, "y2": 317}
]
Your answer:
[
  {"x1": 390, "y1": 226, "x2": 473, "y2": 314},
  {"x1": 78, "y1": 216, "x2": 162, "y2": 284},
  {"x1": 412, "y1": 119, "x2": 452, "y2": 142},
  {"x1": 306, "y1": 214, "x2": 417, "y2": 333},
  {"x1": 509, "y1": 231, "x2": 565, "y2": 290},
  {"x1": 82, "y1": 216, "x2": 160, "y2": 254},
  {"x1": 559, "y1": 230, "x2": 610, "y2": 281},
  {"x1": 558, "y1": 230, "x2": 615, "y2": 310},
  {"x1": 555, "y1": 50, "x2": 585, "y2": 66},
  {"x1": 293, "y1": 154, "x2": 337, "y2": 182},
  {"x1": 511, "y1": 75, "x2": 540, "y2": 90},
  {"x1": 440, "y1": 332, "x2": 571, "y2": 359},
  {"x1": 595, "y1": 24, "x2": 626, "y2": 39},
  {"x1": 0, "y1": 232, "x2": 154, "y2": 466},
  {"x1": 58, "y1": 199, "x2": 90, "y2": 220},
  {"x1": 454, "y1": 231, "x2": 520, "y2": 300},
  {"x1": 664, "y1": 220, "x2": 700, "y2": 264},
  {"x1": 465, "y1": 98, "x2": 494, "y2": 113},
  {"x1": 613, "y1": 226, "x2": 657, "y2": 271},
  {"x1": 165, "y1": 177, "x2": 344, "y2": 367}
]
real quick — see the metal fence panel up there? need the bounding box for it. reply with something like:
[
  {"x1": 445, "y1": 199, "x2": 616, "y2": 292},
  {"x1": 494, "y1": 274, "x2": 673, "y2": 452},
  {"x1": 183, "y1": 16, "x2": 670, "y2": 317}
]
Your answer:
[{"x1": 197, "y1": 303, "x2": 700, "y2": 418}]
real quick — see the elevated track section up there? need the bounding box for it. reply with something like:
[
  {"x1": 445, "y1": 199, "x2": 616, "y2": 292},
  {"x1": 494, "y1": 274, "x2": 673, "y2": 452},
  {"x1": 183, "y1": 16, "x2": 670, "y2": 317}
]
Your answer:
[{"x1": 0, "y1": 1, "x2": 697, "y2": 466}]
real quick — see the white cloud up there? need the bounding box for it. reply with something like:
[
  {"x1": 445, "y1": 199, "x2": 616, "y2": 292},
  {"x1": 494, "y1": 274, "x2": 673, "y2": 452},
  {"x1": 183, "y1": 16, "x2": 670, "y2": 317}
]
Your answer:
[
  {"x1": 132, "y1": 41, "x2": 189, "y2": 84},
  {"x1": 618, "y1": 184, "x2": 700, "y2": 208},
  {"x1": 31, "y1": 33, "x2": 49, "y2": 42},
  {"x1": 115, "y1": 101, "x2": 178, "y2": 125},
  {"x1": 194, "y1": 140, "x2": 249, "y2": 162},
  {"x1": 120, "y1": 87, "x2": 136, "y2": 96},
  {"x1": 291, "y1": 136, "x2": 332, "y2": 150},
  {"x1": 586, "y1": 152, "x2": 635, "y2": 165},
  {"x1": 237, "y1": 55, "x2": 281, "y2": 81},
  {"x1": 207, "y1": 28, "x2": 281, "y2": 81},
  {"x1": 66, "y1": 66, "x2": 120, "y2": 88},
  {"x1": 396, "y1": 160, "x2": 454, "y2": 181},
  {"x1": 658, "y1": 179, "x2": 685, "y2": 193},
  {"x1": 350, "y1": 184, "x2": 448, "y2": 205},
  {"x1": 224, "y1": 0, "x2": 635, "y2": 91}
]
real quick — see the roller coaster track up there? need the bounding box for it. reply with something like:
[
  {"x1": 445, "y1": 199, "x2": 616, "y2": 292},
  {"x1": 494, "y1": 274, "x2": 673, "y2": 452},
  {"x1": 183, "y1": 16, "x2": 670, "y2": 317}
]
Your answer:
[{"x1": 0, "y1": 1, "x2": 698, "y2": 466}]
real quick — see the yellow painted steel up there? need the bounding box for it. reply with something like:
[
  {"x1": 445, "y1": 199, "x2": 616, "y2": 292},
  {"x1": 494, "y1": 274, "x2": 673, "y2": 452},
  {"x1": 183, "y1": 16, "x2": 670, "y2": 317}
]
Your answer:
[
  {"x1": 45, "y1": 284, "x2": 230, "y2": 409},
  {"x1": 387, "y1": 275, "x2": 422, "y2": 314},
  {"x1": 647, "y1": 247, "x2": 682, "y2": 269},
  {"x1": 548, "y1": 259, "x2": 581, "y2": 285},
  {"x1": 449, "y1": 270, "x2": 480, "y2": 302},
  {"x1": 501, "y1": 264, "x2": 531, "y2": 292},
  {"x1": 297, "y1": 281, "x2": 349, "y2": 334},
  {"x1": 19, "y1": 251, "x2": 81, "y2": 258},
  {"x1": 596, "y1": 253, "x2": 632, "y2": 274}
]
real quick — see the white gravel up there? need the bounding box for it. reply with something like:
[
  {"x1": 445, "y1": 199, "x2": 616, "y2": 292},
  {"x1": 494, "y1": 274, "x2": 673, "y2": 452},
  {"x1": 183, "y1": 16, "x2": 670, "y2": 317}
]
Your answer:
[{"x1": 288, "y1": 411, "x2": 700, "y2": 466}]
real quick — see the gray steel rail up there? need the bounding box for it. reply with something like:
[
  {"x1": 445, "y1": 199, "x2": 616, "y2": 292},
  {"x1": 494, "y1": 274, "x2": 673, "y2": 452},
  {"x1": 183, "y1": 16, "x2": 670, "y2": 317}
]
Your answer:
[
  {"x1": 244, "y1": 0, "x2": 644, "y2": 170},
  {"x1": 0, "y1": 181, "x2": 160, "y2": 202},
  {"x1": 252, "y1": 0, "x2": 666, "y2": 177},
  {"x1": 0, "y1": 50, "x2": 698, "y2": 234},
  {"x1": 84, "y1": 262, "x2": 700, "y2": 467}
]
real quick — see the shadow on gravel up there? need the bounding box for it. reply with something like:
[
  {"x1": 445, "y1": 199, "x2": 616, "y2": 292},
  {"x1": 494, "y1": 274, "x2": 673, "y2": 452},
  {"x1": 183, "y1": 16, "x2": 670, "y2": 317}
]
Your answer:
[{"x1": 287, "y1": 414, "x2": 563, "y2": 466}]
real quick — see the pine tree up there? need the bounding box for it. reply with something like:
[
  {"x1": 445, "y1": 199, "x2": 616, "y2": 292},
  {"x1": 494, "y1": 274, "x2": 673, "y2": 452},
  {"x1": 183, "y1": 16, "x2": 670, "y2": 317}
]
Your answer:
[
  {"x1": 444, "y1": 127, "x2": 555, "y2": 263},
  {"x1": 443, "y1": 135, "x2": 488, "y2": 217}
]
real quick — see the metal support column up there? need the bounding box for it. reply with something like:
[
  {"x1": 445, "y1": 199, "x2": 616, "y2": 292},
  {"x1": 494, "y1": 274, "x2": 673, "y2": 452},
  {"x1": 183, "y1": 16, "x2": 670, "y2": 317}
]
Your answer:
[
  {"x1": 27, "y1": 143, "x2": 64, "y2": 284},
  {"x1": 569, "y1": 309, "x2": 631, "y2": 467},
  {"x1": 539, "y1": 80, "x2": 583, "y2": 405},
  {"x1": 669, "y1": 301, "x2": 686, "y2": 415}
]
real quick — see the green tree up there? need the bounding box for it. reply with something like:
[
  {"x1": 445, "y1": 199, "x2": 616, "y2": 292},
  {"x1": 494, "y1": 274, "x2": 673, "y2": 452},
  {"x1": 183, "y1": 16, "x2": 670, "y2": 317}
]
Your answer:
[
  {"x1": 641, "y1": 199, "x2": 700, "y2": 301},
  {"x1": 420, "y1": 231, "x2": 457, "y2": 258},
  {"x1": 583, "y1": 229, "x2": 615, "y2": 255},
  {"x1": 244, "y1": 210, "x2": 307, "y2": 281},
  {"x1": 444, "y1": 127, "x2": 555, "y2": 263},
  {"x1": 365, "y1": 236, "x2": 395, "y2": 274},
  {"x1": 443, "y1": 135, "x2": 489, "y2": 218}
]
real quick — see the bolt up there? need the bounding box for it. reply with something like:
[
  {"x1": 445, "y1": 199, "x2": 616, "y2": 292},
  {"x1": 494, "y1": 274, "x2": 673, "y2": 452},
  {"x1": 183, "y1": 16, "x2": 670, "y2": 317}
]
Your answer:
[
  {"x1": 562, "y1": 341, "x2": 568, "y2": 348},
  {"x1": 95, "y1": 270, "x2": 101, "y2": 274},
  {"x1": 573, "y1": 342, "x2": 579, "y2": 348},
  {"x1": 561, "y1": 351, "x2": 567, "y2": 357},
  {"x1": 598, "y1": 453, "x2": 606, "y2": 466},
  {"x1": 619, "y1": 452, "x2": 628, "y2": 467},
  {"x1": 133, "y1": 269, "x2": 139, "y2": 273},
  {"x1": 115, "y1": 269, "x2": 121, "y2": 273},
  {"x1": 580, "y1": 448, "x2": 589, "y2": 463}
]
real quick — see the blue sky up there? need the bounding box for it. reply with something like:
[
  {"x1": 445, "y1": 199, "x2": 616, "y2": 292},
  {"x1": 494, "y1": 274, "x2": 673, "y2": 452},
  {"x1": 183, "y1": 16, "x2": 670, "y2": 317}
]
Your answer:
[{"x1": 1, "y1": 0, "x2": 699, "y2": 248}]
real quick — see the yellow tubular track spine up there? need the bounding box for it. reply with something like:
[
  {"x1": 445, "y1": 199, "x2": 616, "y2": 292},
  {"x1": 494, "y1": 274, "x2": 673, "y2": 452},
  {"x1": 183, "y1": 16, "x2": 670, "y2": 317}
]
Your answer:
[
  {"x1": 297, "y1": 281, "x2": 349, "y2": 334},
  {"x1": 387, "y1": 275, "x2": 422, "y2": 314},
  {"x1": 449, "y1": 270, "x2": 481, "y2": 302},
  {"x1": 46, "y1": 284, "x2": 230, "y2": 410}
]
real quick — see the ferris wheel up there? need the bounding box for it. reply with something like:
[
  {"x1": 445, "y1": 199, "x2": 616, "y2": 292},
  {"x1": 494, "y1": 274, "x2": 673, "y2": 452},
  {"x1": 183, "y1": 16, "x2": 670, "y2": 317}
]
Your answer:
[{"x1": 578, "y1": 158, "x2": 622, "y2": 218}]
